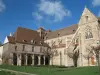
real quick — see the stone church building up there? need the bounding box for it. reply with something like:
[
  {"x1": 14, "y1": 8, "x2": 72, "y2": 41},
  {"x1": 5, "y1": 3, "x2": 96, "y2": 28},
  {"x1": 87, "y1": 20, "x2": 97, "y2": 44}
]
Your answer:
[{"x1": 0, "y1": 7, "x2": 100, "y2": 67}]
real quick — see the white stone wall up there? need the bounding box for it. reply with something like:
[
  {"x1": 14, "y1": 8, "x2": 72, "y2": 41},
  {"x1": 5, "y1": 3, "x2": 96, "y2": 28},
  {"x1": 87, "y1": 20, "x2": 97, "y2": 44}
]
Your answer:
[
  {"x1": 45, "y1": 7, "x2": 100, "y2": 67},
  {"x1": 78, "y1": 8, "x2": 99, "y2": 66},
  {"x1": 45, "y1": 34, "x2": 74, "y2": 66}
]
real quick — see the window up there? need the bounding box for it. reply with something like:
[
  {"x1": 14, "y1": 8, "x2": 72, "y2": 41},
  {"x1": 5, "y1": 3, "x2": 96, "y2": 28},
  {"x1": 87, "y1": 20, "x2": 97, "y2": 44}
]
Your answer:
[
  {"x1": 58, "y1": 33, "x2": 60, "y2": 37},
  {"x1": 32, "y1": 46, "x2": 34, "y2": 52},
  {"x1": 40, "y1": 41, "x2": 43, "y2": 45},
  {"x1": 85, "y1": 26, "x2": 93, "y2": 39},
  {"x1": 15, "y1": 46, "x2": 17, "y2": 51},
  {"x1": 85, "y1": 16, "x2": 88, "y2": 22},
  {"x1": 73, "y1": 30, "x2": 75, "y2": 32},
  {"x1": 23, "y1": 45, "x2": 25, "y2": 51},
  {"x1": 31, "y1": 40, "x2": 36, "y2": 44},
  {"x1": 23, "y1": 40, "x2": 27, "y2": 42}
]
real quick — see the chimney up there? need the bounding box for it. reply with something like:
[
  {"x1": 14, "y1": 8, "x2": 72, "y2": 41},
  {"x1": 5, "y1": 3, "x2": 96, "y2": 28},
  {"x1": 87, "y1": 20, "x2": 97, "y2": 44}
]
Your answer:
[{"x1": 9, "y1": 32, "x2": 13, "y2": 36}]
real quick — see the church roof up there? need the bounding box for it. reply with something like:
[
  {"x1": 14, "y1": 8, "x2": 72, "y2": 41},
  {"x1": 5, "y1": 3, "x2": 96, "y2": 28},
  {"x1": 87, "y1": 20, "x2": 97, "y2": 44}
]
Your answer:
[
  {"x1": 46, "y1": 24, "x2": 78, "y2": 39},
  {"x1": 45, "y1": 17, "x2": 100, "y2": 40},
  {"x1": 7, "y1": 27, "x2": 49, "y2": 47}
]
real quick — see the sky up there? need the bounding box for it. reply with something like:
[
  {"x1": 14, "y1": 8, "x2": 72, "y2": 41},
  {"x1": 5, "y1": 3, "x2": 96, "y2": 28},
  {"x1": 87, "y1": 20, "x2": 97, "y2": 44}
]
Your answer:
[{"x1": 0, "y1": 0, "x2": 100, "y2": 43}]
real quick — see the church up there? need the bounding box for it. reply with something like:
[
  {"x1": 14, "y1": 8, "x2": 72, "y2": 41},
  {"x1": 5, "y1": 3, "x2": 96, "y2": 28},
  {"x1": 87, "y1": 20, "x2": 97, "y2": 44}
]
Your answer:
[{"x1": 0, "y1": 7, "x2": 99, "y2": 67}]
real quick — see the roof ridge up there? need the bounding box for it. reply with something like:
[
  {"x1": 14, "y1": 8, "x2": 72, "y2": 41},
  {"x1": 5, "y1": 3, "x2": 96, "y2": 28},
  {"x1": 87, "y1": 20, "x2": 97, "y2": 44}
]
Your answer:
[
  {"x1": 52, "y1": 24, "x2": 78, "y2": 32},
  {"x1": 17, "y1": 27, "x2": 37, "y2": 32}
]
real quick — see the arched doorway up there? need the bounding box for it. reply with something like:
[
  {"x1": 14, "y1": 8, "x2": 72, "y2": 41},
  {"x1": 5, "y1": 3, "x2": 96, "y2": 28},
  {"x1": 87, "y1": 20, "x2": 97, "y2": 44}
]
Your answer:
[
  {"x1": 21, "y1": 54, "x2": 25, "y2": 66},
  {"x1": 40, "y1": 55, "x2": 44, "y2": 65},
  {"x1": 34, "y1": 55, "x2": 38, "y2": 65},
  {"x1": 45, "y1": 55, "x2": 50, "y2": 65},
  {"x1": 13, "y1": 53, "x2": 17, "y2": 65},
  {"x1": 27, "y1": 54, "x2": 32, "y2": 66}
]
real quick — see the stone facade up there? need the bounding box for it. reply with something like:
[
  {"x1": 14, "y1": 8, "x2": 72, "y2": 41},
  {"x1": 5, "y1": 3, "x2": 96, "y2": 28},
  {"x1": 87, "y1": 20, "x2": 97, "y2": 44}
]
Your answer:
[
  {"x1": 2, "y1": 42, "x2": 49, "y2": 66},
  {"x1": 45, "y1": 7, "x2": 100, "y2": 67},
  {"x1": 1, "y1": 7, "x2": 100, "y2": 67}
]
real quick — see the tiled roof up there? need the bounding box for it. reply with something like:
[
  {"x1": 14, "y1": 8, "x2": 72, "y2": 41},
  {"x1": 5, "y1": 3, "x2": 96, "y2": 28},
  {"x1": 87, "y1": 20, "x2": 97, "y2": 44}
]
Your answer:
[
  {"x1": 46, "y1": 24, "x2": 78, "y2": 39},
  {"x1": 8, "y1": 27, "x2": 49, "y2": 47}
]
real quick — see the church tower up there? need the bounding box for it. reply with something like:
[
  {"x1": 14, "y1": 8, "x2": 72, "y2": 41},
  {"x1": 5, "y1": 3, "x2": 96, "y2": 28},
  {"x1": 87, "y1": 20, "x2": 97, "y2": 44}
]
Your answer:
[{"x1": 37, "y1": 27, "x2": 46, "y2": 40}]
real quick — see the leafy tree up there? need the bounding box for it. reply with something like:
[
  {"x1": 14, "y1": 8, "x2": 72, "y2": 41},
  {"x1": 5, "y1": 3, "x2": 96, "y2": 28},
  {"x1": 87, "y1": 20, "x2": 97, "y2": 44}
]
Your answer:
[{"x1": 67, "y1": 44, "x2": 79, "y2": 67}]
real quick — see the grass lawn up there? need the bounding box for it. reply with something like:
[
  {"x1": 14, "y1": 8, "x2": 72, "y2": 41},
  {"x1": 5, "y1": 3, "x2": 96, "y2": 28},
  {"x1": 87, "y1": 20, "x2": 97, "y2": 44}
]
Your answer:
[
  {"x1": 0, "y1": 65, "x2": 99, "y2": 75},
  {"x1": 0, "y1": 70, "x2": 15, "y2": 75}
]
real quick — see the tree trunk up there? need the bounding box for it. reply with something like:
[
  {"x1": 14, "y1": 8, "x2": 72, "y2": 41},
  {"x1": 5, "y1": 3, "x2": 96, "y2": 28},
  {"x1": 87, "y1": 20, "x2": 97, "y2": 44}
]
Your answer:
[
  {"x1": 88, "y1": 57, "x2": 89, "y2": 66},
  {"x1": 73, "y1": 56, "x2": 78, "y2": 67},
  {"x1": 52, "y1": 56, "x2": 53, "y2": 66}
]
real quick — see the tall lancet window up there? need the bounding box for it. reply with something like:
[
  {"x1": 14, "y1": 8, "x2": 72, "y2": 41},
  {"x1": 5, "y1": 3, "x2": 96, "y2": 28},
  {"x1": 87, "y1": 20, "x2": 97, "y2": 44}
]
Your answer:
[
  {"x1": 85, "y1": 26, "x2": 93, "y2": 39},
  {"x1": 85, "y1": 16, "x2": 88, "y2": 22}
]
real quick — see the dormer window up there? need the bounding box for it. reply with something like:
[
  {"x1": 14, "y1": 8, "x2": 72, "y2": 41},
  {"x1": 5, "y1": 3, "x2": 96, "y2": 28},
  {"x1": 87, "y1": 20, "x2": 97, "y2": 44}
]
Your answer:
[
  {"x1": 85, "y1": 16, "x2": 88, "y2": 22},
  {"x1": 23, "y1": 40, "x2": 27, "y2": 42},
  {"x1": 58, "y1": 33, "x2": 60, "y2": 37},
  {"x1": 73, "y1": 30, "x2": 75, "y2": 32},
  {"x1": 31, "y1": 40, "x2": 34, "y2": 43},
  {"x1": 31, "y1": 40, "x2": 36, "y2": 44},
  {"x1": 40, "y1": 41, "x2": 43, "y2": 45}
]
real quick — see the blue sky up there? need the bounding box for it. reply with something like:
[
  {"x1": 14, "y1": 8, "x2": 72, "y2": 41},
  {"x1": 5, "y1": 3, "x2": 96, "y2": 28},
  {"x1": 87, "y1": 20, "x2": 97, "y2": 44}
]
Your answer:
[{"x1": 0, "y1": 0, "x2": 100, "y2": 43}]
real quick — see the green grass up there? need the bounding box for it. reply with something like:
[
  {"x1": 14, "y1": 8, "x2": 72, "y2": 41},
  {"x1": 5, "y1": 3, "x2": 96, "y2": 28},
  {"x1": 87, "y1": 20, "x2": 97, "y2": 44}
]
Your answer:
[
  {"x1": 0, "y1": 71, "x2": 15, "y2": 75},
  {"x1": 0, "y1": 65, "x2": 99, "y2": 75}
]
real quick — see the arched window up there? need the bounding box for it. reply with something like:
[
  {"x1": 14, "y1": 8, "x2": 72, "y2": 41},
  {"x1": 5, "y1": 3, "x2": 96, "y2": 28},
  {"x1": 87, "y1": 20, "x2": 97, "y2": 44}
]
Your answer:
[
  {"x1": 85, "y1": 26, "x2": 93, "y2": 39},
  {"x1": 85, "y1": 16, "x2": 88, "y2": 22}
]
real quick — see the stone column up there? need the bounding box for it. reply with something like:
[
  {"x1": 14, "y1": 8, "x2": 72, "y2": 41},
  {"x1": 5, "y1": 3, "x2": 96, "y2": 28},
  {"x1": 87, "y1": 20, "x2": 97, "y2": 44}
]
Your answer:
[
  {"x1": 17, "y1": 54, "x2": 19, "y2": 66},
  {"x1": 25, "y1": 54, "x2": 27, "y2": 66},
  {"x1": 32, "y1": 55, "x2": 34, "y2": 66},
  {"x1": 38, "y1": 55, "x2": 41, "y2": 65},
  {"x1": 17, "y1": 54, "x2": 21, "y2": 66},
  {"x1": 43, "y1": 56, "x2": 45, "y2": 65}
]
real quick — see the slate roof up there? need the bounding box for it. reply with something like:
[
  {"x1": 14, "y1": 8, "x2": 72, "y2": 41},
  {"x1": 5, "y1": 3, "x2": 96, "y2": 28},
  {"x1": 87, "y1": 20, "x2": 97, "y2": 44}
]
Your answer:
[{"x1": 46, "y1": 24, "x2": 78, "y2": 39}]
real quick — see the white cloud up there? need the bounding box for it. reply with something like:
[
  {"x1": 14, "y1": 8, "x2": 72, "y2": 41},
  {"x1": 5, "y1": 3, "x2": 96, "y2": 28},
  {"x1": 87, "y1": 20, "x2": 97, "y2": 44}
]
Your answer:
[
  {"x1": 32, "y1": 12, "x2": 43, "y2": 21},
  {"x1": 0, "y1": 0, "x2": 5, "y2": 12},
  {"x1": 92, "y1": 0, "x2": 100, "y2": 7},
  {"x1": 33, "y1": 0, "x2": 71, "y2": 22}
]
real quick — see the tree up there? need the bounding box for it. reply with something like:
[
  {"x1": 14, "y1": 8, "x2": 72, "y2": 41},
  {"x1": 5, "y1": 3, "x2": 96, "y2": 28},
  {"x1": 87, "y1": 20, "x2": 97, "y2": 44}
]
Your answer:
[
  {"x1": 91, "y1": 43, "x2": 100, "y2": 75},
  {"x1": 41, "y1": 40, "x2": 59, "y2": 65},
  {"x1": 41, "y1": 46, "x2": 58, "y2": 65},
  {"x1": 41, "y1": 43, "x2": 59, "y2": 74},
  {"x1": 67, "y1": 44, "x2": 79, "y2": 67},
  {"x1": 83, "y1": 45, "x2": 94, "y2": 66},
  {"x1": 86, "y1": 42, "x2": 100, "y2": 75}
]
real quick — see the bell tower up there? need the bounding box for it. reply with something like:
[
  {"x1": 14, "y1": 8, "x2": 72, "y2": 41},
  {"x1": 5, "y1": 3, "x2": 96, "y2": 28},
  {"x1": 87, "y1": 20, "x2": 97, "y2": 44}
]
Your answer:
[{"x1": 37, "y1": 27, "x2": 46, "y2": 40}]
